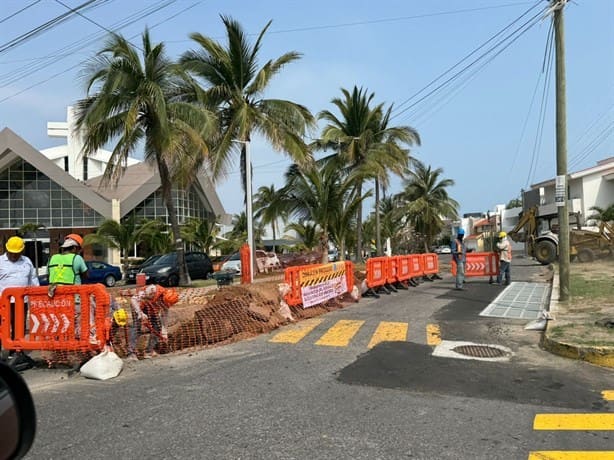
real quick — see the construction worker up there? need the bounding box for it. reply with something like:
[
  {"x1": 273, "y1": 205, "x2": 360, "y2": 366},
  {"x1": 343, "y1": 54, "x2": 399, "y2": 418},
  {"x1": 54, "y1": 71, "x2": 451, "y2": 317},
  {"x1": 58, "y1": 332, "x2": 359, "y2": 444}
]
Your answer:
[
  {"x1": 129, "y1": 284, "x2": 179, "y2": 359},
  {"x1": 496, "y1": 231, "x2": 512, "y2": 285},
  {"x1": 47, "y1": 234, "x2": 92, "y2": 342},
  {"x1": 0, "y1": 236, "x2": 39, "y2": 365},
  {"x1": 451, "y1": 228, "x2": 467, "y2": 291},
  {"x1": 47, "y1": 233, "x2": 88, "y2": 289}
]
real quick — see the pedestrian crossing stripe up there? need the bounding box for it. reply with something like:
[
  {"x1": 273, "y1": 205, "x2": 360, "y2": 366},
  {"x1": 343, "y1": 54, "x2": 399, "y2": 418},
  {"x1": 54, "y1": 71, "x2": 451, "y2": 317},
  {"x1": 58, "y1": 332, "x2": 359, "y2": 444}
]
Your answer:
[
  {"x1": 269, "y1": 319, "x2": 442, "y2": 347},
  {"x1": 426, "y1": 323, "x2": 441, "y2": 346},
  {"x1": 528, "y1": 452, "x2": 614, "y2": 459},
  {"x1": 533, "y1": 413, "x2": 614, "y2": 430},
  {"x1": 316, "y1": 320, "x2": 364, "y2": 347},
  {"x1": 268, "y1": 318, "x2": 323, "y2": 344},
  {"x1": 368, "y1": 322, "x2": 408, "y2": 349}
]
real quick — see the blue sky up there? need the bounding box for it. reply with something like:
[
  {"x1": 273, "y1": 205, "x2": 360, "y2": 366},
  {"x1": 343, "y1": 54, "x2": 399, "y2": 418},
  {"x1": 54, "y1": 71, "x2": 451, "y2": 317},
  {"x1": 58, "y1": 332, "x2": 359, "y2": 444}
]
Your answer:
[{"x1": 1, "y1": 0, "x2": 612, "y2": 220}]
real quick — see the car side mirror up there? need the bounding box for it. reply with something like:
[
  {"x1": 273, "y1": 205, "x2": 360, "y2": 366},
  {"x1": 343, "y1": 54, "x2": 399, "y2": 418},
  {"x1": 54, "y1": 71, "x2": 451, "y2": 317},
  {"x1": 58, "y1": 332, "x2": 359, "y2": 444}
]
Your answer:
[{"x1": 0, "y1": 362, "x2": 36, "y2": 460}]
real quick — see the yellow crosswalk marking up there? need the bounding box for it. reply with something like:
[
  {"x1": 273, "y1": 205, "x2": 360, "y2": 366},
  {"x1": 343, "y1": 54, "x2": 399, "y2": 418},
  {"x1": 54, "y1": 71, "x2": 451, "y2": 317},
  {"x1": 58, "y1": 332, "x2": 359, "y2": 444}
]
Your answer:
[
  {"x1": 602, "y1": 390, "x2": 614, "y2": 401},
  {"x1": 315, "y1": 320, "x2": 365, "y2": 347},
  {"x1": 528, "y1": 452, "x2": 614, "y2": 459},
  {"x1": 426, "y1": 323, "x2": 441, "y2": 345},
  {"x1": 533, "y1": 414, "x2": 614, "y2": 430},
  {"x1": 367, "y1": 321, "x2": 408, "y2": 349},
  {"x1": 268, "y1": 318, "x2": 323, "y2": 344}
]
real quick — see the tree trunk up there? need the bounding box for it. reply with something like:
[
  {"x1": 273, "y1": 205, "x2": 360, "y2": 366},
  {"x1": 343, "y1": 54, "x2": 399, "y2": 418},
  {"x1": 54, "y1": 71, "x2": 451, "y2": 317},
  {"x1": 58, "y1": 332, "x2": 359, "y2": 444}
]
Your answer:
[
  {"x1": 355, "y1": 182, "x2": 363, "y2": 262},
  {"x1": 158, "y1": 158, "x2": 191, "y2": 286},
  {"x1": 375, "y1": 177, "x2": 381, "y2": 256}
]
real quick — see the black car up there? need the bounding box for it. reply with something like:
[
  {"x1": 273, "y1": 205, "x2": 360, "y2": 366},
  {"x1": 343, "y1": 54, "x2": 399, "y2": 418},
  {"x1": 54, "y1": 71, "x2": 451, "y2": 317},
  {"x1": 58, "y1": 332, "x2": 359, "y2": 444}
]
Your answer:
[
  {"x1": 124, "y1": 254, "x2": 162, "y2": 284},
  {"x1": 139, "y1": 251, "x2": 214, "y2": 287}
]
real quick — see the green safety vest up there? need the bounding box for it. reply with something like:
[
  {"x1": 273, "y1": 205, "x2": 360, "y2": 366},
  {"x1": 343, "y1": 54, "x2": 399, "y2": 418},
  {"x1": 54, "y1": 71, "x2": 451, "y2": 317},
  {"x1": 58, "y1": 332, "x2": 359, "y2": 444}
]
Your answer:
[{"x1": 48, "y1": 253, "x2": 77, "y2": 285}]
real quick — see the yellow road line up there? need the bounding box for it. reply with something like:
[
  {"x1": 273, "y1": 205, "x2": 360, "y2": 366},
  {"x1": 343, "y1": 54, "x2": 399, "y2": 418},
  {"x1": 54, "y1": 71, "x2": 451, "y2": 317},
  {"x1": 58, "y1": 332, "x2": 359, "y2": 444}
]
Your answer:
[
  {"x1": 528, "y1": 452, "x2": 614, "y2": 459},
  {"x1": 315, "y1": 320, "x2": 364, "y2": 347},
  {"x1": 602, "y1": 390, "x2": 614, "y2": 401},
  {"x1": 533, "y1": 414, "x2": 614, "y2": 430},
  {"x1": 426, "y1": 323, "x2": 441, "y2": 346},
  {"x1": 268, "y1": 318, "x2": 323, "y2": 344},
  {"x1": 367, "y1": 321, "x2": 408, "y2": 349}
]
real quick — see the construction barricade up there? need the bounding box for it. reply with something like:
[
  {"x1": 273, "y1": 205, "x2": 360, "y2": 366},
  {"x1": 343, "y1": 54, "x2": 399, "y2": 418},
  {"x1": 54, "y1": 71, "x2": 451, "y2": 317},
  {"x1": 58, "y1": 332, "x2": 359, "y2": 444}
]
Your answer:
[
  {"x1": 0, "y1": 284, "x2": 110, "y2": 358},
  {"x1": 364, "y1": 256, "x2": 389, "y2": 297},
  {"x1": 422, "y1": 253, "x2": 442, "y2": 282},
  {"x1": 451, "y1": 251, "x2": 499, "y2": 282},
  {"x1": 284, "y1": 261, "x2": 354, "y2": 308}
]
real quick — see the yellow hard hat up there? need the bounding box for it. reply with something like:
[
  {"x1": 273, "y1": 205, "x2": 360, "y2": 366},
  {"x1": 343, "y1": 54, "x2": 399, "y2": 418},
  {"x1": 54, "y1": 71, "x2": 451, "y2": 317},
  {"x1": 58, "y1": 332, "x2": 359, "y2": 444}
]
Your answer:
[
  {"x1": 113, "y1": 308, "x2": 128, "y2": 326},
  {"x1": 5, "y1": 236, "x2": 25, "y2": 253},
  {"x1": 499, "y1": 231, "x2": 507, "y2": 238}
]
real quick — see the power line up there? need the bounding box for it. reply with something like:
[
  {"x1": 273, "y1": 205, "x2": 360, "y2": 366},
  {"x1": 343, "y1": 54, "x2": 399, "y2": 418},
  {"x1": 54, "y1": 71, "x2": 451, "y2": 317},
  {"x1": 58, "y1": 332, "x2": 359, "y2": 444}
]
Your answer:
[
  {"x1": 0, "y1": 1, "x2": 206, "y2": 103},
  {"x1": 390, "y1": 1, "x2": 545, "y2": 119},
  {"x1": 0, "y1": 0, "x2": 108, "y2": 56},
  {"x1": 0, "y1": 0, "x2": 42, "y2": 25}
]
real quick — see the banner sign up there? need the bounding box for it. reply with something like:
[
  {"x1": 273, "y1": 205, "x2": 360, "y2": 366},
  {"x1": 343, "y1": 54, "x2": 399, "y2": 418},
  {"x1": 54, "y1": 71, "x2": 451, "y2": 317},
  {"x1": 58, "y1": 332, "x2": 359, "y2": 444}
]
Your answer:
[{"x1": 299, "y1": 263, "x2": 347, "y2": 308}]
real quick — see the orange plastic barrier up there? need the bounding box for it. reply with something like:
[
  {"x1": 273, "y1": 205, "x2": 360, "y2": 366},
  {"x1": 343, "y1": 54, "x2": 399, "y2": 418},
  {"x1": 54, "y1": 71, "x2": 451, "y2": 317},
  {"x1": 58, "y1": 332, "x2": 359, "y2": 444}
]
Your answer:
[
  {"x1": 0, "y1": 284, "x2": 110, "y2": 352},
  {"x1": 395, "y1": 256, "x2": 412, "y2": 282},
  {"x1": 240, "y1": 243, "x2": 251, "y2": 284},
  {"x1": 451, "y1": 252, "x2": 499, "y2": 278},
  {"x1": 409, "y1": 254, "x2": 424, "y2": 278},
  {"x1": 366, "y1": 257, "x2": 388, "y2": 289},
  {"x1": 283, "y1": 261, "x2": 354, "y2": 307},
  {"x1": 422, "y1": 253, "x2": 439, "y2": 275}
]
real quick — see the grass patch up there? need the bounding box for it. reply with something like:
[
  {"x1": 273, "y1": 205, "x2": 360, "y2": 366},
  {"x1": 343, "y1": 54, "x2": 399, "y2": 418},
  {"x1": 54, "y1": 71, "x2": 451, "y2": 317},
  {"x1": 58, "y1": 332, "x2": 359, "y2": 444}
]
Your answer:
[{"x1": 570, "y1": 274, "x2": 614, "y2": 300}]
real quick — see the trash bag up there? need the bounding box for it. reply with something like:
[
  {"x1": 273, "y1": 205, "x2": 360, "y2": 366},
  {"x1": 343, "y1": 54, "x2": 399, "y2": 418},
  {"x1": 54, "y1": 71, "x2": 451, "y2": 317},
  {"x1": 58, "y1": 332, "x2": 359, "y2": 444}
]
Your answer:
[
  {"x1": 80, "y1": 346, "x2": 123, "y2": 380},
  {"x1": 524, "y1": 310, "x2": 554, "y2": 331}
]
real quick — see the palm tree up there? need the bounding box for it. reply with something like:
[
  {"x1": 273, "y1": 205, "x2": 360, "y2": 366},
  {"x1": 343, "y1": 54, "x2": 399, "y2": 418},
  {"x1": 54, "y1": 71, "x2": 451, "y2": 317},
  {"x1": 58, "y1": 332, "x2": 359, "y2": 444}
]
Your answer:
[
  {"x1": 254, "y1": 184, "x2": 287, "y2": 253},
  {"x1": 284, "y1": 220, "x2": 321, "y2": 252},
  {"x1": 317, "y1": 87, "x2": 417, "y2": 258},
  {"x1": 181, "y1": 217, "x2": 219, "y2": 253},
  {"x1": 366, "y1": 107, "x2": 420, "y2": 255},
  {"x1": 179, "y1": 16, "x2": 315, "y2": 269},
  {"x1": 74, "y1": 29, "x2": 216, "y2": 286},
  {"x1": 83, "y1": 217, "x2": 144, "y2": 274},
  {"x1": 588, "y1": 204, "x2": 614, "y2": 224},
  {"x1": 397, "y1": 160, "x2": 459, "y2": 252},
  {"x1": 138, "y1": 219, "x2": 175, "y2": 255}
]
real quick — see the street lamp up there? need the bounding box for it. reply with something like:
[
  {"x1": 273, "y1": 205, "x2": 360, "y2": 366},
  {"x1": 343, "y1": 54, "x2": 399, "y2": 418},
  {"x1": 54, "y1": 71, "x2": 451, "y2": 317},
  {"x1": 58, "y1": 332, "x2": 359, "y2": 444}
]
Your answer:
[{"x1": 233, "y1": 139, "x2": 253, "y2": 283}]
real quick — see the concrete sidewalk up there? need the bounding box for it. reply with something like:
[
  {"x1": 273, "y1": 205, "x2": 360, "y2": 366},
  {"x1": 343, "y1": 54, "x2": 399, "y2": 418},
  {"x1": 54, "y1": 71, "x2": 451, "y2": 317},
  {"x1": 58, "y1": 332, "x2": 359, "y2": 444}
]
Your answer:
[{"x1": 541, "y1": 265, "x2": 614, "y2": 368}]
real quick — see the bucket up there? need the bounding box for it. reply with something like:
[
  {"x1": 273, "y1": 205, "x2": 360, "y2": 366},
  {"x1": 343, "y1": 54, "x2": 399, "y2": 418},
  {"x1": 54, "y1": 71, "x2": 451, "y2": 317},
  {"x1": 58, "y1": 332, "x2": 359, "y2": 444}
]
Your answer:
[{"x1": 136, "y1": 273, "x2": 146, "y2": 286}]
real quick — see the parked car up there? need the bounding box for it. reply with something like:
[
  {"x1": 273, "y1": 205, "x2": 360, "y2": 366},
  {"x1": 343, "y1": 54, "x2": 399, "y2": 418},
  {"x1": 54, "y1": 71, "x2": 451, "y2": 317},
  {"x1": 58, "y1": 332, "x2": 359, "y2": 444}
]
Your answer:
[
  {"x1": 124, "y1": 254, "x2": 162, "y2": 284},
  {"x1": 255, "y1": 250, "x2": 281, "y2": 273},
  {"x1": 220, "y1": 252, "x2": 241, "y2": 275},
  {"x1": 434, "y1": 245, "x2": 452, "y2": 254},
  {"x1": 328, "y1": 249, "x2": 339, "y2": 262},
  {"x1": 38, "y1": 260, "x2": 122, "y2": 287},
  {"x1": 139, "y1": 251, "x2": 214, "y2": 286}
]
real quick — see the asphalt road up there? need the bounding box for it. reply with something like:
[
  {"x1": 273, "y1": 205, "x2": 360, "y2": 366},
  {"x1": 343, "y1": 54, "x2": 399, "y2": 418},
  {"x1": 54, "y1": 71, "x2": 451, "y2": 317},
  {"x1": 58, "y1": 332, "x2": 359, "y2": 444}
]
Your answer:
[{"x1": 21, "y1": 255, "x2": 614, "y2": 459}]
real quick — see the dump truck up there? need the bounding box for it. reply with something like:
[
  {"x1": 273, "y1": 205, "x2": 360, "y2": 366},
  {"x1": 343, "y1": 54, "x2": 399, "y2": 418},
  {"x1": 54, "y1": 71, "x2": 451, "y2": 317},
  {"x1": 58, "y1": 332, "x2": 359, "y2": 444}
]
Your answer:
[{"x1": 507, "y1": 206, "x2": 614, "y2": 264}]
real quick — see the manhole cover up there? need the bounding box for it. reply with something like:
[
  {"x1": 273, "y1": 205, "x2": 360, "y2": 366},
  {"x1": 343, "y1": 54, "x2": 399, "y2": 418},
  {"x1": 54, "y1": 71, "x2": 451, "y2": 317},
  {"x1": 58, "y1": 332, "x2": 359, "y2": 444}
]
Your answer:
[{"x1": 452, "y1": 345, "x2": 508, "y2": 358}]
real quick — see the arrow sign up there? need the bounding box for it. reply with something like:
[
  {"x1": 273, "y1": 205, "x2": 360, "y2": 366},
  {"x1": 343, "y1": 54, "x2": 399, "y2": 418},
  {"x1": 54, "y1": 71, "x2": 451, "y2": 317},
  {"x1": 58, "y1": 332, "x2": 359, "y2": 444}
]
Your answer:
[
  {"x1": 41, "y1": 313, "x2": 49, "y2": 333},
  {"x1": 50, "y1": 313, "x2": 60, "y2": 333},
  {"x1": 31, "y1": 314, "x2": 39, "y2": 333},
  {"x1": 61, "y1": 314, "x2": 70, "y2": 333}
]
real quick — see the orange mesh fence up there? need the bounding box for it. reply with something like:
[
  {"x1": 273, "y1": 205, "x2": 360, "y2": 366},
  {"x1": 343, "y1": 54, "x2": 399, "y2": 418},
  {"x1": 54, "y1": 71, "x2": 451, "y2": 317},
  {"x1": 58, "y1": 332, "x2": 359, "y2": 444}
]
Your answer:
[{"x1": 451, "y1": 252, "x2": 499, "y2": 277}]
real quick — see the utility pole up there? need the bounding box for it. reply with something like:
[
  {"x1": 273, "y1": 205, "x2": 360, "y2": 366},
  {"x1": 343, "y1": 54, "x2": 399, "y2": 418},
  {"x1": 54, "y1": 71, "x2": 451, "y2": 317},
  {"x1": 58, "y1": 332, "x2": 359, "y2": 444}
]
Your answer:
[{"x1": 553, "y1": 0, "x2": 570, "y2": 301}]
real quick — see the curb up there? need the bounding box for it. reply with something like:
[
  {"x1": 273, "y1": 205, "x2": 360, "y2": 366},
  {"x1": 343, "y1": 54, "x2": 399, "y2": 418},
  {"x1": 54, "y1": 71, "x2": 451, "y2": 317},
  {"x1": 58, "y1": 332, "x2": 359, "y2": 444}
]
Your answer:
[{"x1": 541, "y1": 265, "x2": 614, "y2": 368}]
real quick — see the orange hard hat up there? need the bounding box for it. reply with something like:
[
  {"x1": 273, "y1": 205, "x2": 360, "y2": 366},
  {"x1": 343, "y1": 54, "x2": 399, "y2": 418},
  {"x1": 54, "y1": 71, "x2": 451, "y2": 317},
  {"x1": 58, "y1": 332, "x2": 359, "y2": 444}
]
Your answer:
[
  {"x1": 163, "y1": 289, "x2": 179, "y2": 306},
  {"x1": 64, "y1": 233, "x2": 84, "y2": 247}
]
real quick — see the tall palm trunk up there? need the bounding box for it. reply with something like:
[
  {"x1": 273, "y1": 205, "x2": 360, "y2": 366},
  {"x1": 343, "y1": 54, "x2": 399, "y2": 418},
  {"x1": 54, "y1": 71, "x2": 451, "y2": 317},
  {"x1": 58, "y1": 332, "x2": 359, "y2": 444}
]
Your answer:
[
  {"x1": 158, "y1": 158, "x2": 190, "y2": 285},
  {"x1": 356, "y1": 182, "x2": 363, "y2": 261},
  {"x1": 375, "y1": 177, "x2": 381, "y2": 256}
]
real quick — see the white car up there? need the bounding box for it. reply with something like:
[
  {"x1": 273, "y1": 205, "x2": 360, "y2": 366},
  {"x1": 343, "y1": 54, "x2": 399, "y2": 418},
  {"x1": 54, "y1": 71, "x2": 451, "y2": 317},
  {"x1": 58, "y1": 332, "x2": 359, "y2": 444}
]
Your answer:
[
  {"x1": 434, "y1": 246, "x2": 452, "y2": 254},
  {"x1": 220, "y1": 252, "x2": 241, "y2": 275}
]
